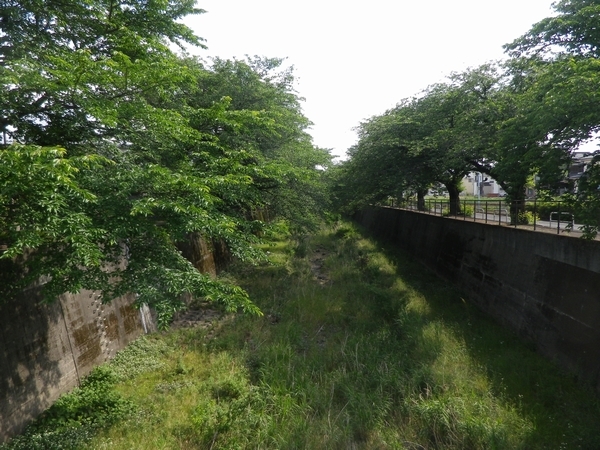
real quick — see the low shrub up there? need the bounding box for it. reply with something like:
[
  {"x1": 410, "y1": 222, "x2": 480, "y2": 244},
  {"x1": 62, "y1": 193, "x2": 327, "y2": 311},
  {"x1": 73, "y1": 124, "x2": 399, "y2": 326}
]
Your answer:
[
  {"x1": 1, "y1": 367, "x2": 133, "y2": 450},
  {"x1": 525, "y1": 202, "x2": 572, "y2": 221},
  {"x1": 517, "y1": 210, "x2": 540, "y2": 225}
]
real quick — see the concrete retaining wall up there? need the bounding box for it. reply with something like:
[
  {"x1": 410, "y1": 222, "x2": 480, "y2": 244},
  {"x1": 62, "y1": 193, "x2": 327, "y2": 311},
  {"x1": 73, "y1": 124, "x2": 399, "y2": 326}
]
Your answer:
[
  {"x1": 0, "y1": 233, "x2": 225, "y2": 442},
  {"x1": 0, "y1": 288, "x2": 154, "y2": 441},
  {"x1": 356, "y1": 206, "x2": 600, "y2": 392}
]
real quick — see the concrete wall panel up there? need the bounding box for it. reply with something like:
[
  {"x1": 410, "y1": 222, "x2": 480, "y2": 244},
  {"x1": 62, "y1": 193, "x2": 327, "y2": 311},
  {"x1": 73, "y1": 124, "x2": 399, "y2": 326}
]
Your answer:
[
  {"x1": 0, "y1": 234, "x2": 222, "y2": 443},
  {"x1": 0, "y1": 290, "x2": 149, "y2": 442}
]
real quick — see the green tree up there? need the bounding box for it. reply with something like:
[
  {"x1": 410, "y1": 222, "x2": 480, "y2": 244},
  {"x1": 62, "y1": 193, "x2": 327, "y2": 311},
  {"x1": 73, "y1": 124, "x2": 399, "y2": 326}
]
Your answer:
[
  {"x1": 505, "y1": 0, "x2": 600, "y2": 59},
  {"x1": 339, "y1": 79, "x2": 478, "y2": 216},
  {"x1": 0, "y1": 1, "x2": 269, "y2": 325},
  {"x1": 0, "y1": 0, "x2": 203, "y2": 145},
  {"x1": 406, "y1": 82, "x2": 475, "y2": 214},
  {"x1": 0, "y1": 1, "x2": 330, "y2": 327},
  {"x1": 443, "y1": 62, "x2": 567, "y2": 221},
  {"x1": 504, "y1": 0, "x2": 600, "y2": 234},
  {"x1": 453, "y1": 64, "x2": 536, "y2": 214},
  {"x1": 187, "y1": 56, "x2": 332, "y2": 232},
  {"x1": 504, "y1": 0, "x2": 600, "y2": 162},
  {"x1": 344, "y1": 111, "x2": 413, "y2": 208}
]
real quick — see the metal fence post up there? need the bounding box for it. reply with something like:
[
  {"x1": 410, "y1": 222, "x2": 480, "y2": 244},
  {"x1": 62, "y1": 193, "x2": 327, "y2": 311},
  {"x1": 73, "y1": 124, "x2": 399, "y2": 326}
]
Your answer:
[
  {"x1": 499, "y1": 200, "x2": 502, "y2": 227},
  {"x1": 485, "y1": 201, "x2": 488, "y2": 224},
  {"x1": 557, "y1": 202, "x2": 561, "y2": 235}
]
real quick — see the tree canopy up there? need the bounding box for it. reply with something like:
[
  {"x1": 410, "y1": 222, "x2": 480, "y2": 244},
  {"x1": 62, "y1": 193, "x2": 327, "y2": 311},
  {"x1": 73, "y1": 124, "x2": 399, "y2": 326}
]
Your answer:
[
  {"x1": 336, "y1": 0, "x2": 600, "y2": 234},
  {"x1": 0, "y1": 0, "x2": 332, "y2": 326}
]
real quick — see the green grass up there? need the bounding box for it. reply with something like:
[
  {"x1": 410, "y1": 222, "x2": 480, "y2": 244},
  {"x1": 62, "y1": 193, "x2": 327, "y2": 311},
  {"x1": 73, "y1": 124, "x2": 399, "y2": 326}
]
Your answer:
[{"x1": 4, "y1": 222, "x2": 600, "y2": 449}]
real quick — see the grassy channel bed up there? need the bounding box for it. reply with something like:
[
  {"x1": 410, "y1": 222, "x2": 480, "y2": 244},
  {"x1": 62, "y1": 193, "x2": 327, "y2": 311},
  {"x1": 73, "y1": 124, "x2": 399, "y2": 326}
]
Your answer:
[{"x1": 4, "y1": 223, "x2": 600, "y2": 449}]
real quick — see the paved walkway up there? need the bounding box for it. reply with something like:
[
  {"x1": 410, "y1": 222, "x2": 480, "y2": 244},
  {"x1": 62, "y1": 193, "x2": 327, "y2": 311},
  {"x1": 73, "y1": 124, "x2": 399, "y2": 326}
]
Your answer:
[{"x1": 399, "y1": 207, "x2": 598, "y2": 240}]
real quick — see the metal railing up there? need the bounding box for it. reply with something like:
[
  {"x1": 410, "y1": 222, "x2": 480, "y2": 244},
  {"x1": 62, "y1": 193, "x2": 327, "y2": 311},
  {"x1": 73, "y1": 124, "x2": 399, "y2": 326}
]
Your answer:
[{"x1": 390, "y1": 198, "x2": 577, "y2": 235}]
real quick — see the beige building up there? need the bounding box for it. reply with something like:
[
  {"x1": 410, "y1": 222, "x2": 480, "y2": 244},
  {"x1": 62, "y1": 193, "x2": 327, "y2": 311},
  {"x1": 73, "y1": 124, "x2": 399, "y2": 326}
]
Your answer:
[{"x1": 462, "y1": 172, "x2": 505, "y2": 197}]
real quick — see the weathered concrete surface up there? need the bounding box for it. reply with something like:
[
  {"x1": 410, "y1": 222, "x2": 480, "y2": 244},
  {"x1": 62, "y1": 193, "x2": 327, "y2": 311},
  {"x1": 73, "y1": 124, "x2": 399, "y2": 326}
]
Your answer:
[
  {"x1": 0, "y1": 233, "x2": 226, "y2": 443},
  {"x1": 177, "y1": 234, "x2": 231, "y2": 276},
  {"x1": 356, "y1": 206, "x2": 600, "y2": 392},
  {"x1": 0, "y1": 289, "x2": 152, "y2": 442}
]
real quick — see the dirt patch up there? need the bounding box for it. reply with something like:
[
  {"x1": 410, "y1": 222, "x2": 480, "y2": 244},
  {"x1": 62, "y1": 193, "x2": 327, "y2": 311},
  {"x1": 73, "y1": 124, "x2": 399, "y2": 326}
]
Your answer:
[
  {"x1": 171, "y1": 309, "x2": 221, "y2": 329},
  {"x1": 171, "y1": 303, "x2": 231, "y2": 338},
  {"x1": 310, "y1": 247, "x2": 331, "y2": 285}
]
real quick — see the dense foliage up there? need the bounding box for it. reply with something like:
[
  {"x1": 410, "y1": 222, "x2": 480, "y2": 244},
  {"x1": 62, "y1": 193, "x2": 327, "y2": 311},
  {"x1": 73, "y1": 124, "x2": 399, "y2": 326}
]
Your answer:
[
  {"x1": 336, "y1": 0, "x2": 600, "y2": 234},
  {"x1": 0, "y1": 0, "x2": 331, "y2": 325}
]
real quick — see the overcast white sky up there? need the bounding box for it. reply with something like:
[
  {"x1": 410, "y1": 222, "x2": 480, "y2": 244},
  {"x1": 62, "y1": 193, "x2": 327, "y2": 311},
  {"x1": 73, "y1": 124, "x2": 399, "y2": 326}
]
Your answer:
[{"x1": 184, "y1": 1, "x2": 558, "y2": 159}]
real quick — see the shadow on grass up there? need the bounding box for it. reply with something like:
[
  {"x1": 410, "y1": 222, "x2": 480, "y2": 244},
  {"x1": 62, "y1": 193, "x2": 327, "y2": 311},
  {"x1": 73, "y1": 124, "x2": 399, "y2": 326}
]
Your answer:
[{"x1": 361, "y1": 225, "x2": 600, "y2": 448}]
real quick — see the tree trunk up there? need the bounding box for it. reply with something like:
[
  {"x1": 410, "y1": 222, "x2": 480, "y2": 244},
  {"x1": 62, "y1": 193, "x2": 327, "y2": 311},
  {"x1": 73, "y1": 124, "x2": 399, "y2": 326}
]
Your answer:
[
  {"x1": 393, "y1": 188, "x2": 404, "y2": 209},
  {"x1": 417, "y1": 189, "x2": 426, "y2": 211},
  {"x1": 446, "y1": 184, "x2": 461, "y2": 216},
  {"x1": 508, "y1": 187, "x2": 527, "y2": 225}
]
